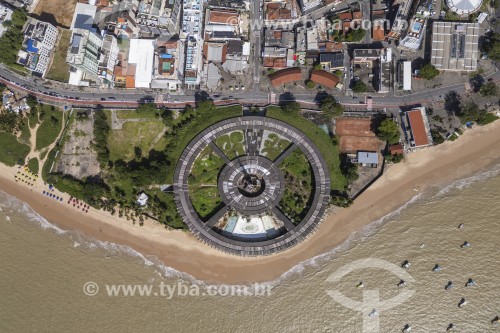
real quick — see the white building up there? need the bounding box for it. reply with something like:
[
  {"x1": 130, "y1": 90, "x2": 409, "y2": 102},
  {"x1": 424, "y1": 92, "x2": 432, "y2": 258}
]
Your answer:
[
  {"x1": 98, "y1": 35, "x2": 119, "y2": 87},
  {"x1": 446, "y1": 0, "x2": 482, "y2": 15},
  {"x1": 136, "y1": 192, "x2": 149, "y2": 207},
  {"x1": 70, "y1": 3, "x2": 97, "y2": 30},
  {"x1": 431, "y1": 22, "x2": 480, "y2": 71},
  {"x1": 17, "y1": 18, "x2": 59, "y2": 77},
  {"x1": 398, "y1": 17, "x2": 426, "y2": 52},
  {"x1": 67, "y1": 2, "x2": 102, "y2": 86},
  {"x1": 403, "y1": 61, "x2": 412, "y2": 91},
  {"x1": 67, "y1": 28, "x2": 103, "y2": 85},
  {"x1": 128, "y1": 38, "x2": 155, "y2": 88}
]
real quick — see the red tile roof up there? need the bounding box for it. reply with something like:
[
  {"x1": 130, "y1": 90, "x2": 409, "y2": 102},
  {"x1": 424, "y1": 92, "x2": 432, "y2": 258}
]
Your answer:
[
  {"x1": 407, "y1": 110, "x2": 430, "y2": 146},
  {"x1": 125, "y1": 75, "x2": 135, "y2": 88},
  {"x1": 208, "y1": 10, "x2": 239, "y2": 25},
  {"x1": 343, "y1": 21, "x2": 352, "y2": 32},
  {"x1": 338, "y1": 12, "x2": 353, "y2": 20},
  {"x1": 372, "y1": 27, "x2": 385, "y2": 41},
  {"x1": 310, "y1": 70, "x2": 339, "y2": 89},
  {"x1": 389, "y1": 144, "x2": 404, "y2": 155},
  {"x1": 268, "y1": 67, "x2": 302, "y2": 86},
  {"x1": 263, "y1": 57, "x2": 287, "y2": 68},
  {"x1": 266, "y1": 3, "x2": 291, "y2": 20},
  {"x1": 353, "y1": 11, "x2": 362, "y2": 19}
]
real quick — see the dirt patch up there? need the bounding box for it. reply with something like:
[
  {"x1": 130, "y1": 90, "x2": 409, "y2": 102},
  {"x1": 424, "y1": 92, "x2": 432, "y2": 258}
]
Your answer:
[
  {"x1": 56, "y1": 112, "x2": 100, "y2": 179},
  {"x1": 33, "y1": 0, "x2": 77, "y2": 29}
]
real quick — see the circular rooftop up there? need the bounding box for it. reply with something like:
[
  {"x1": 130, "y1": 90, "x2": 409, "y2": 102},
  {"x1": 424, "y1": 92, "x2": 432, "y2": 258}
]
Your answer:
[
  {"x1": 173, "y1": 116, "x2": 331, "y2": 256},
  {"x1": 218, "y1": 156, "x2": 285, "y2": 215},
  {"x1": 446, "y1": 0, "x2": 482, "y2": 15}
]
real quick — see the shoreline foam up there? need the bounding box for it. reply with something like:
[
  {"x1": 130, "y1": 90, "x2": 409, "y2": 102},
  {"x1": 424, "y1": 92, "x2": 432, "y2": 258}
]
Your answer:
[{"x1": 1, "y1": 120, "x2": 500, "y2": 284}]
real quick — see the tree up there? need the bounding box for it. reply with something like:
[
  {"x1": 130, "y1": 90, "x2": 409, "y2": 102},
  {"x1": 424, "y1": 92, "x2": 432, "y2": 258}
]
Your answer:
[
  {"x1": 345, "y1": 28, "x2": 365, "y2": 42},
  {"x1": 431, "y1": 128, "x2": 445, "y2": 144},
  {"x1": 457, "y1": 101, "x2": 487, "y2": 123},
  {"x1": 137, "y1": 103, "x2": 157, "y2": 114},
  {"x1": 306, "y1": 80, "x2": 316, "y2": 89},
  {"x1": 352, "y1": 80, "x2": 367, "y2": 93},
  {"x1": 0, "y1": 9, "x2": 27, "y2": 66},
  {"x1": 26, "y1": 94, "x2": 38, "y2": 108},
  {"x1": 283, "y1": 102, "x2": 301, "y2": 114},
  {"x1": 0, "y1": 111, "x2": 21, "y2": 133},
  {"x1": 376, "y1": 119, "x2": 400, "y2": 144},
  {"x1": 93, "y1": 109, "x2": 110, "y2": 167},
  {"x1": 483, "y1": 33, "x2": 500, "y2": 60},
  {"x1": 480, "y1": 81, "x2": 498, "y2": 96},
  {"x1": 320, "y1": 95, "x2": 344, "y2": 119},
  {"x1": 444, "y1": 91, "x2": 461, "y2": 116},
  {"x1": 340, "y1": 155, "x2": 359, "y2": 181},
  {"x1": 385, "y1": 153, "x2": 404, "y2": 163},
  {"x1": 420, "y1": 63, "x2": 440, "y2": 80},
  {"x1": 330, "y1": 195, "x2": 353, "y2": 207}
]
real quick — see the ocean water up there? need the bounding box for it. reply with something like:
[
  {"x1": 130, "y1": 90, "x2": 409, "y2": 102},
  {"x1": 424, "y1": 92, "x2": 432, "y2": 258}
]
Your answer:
[{"x1": 1, "y1": 167, "x2": 500, "y2": 332}]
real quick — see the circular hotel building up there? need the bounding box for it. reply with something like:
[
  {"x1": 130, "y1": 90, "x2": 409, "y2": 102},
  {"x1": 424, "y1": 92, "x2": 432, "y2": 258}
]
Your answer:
[
  {"x1": 173, "y1": 117, "x2": 331, "y2": 256},
  {"x1": 446, "y1": 0, "x2": 482, "y2": 15}
]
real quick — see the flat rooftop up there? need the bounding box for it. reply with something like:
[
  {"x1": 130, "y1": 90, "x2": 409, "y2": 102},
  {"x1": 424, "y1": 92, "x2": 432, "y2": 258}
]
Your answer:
[{"x1": 431, "y1": 22, "x2": 480, "y2": 71}]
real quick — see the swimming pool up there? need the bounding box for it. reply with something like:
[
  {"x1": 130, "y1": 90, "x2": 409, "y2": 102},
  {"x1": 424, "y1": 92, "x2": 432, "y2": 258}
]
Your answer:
[{"x1": 412, "y1": 21, "x2": 422, "y2": 32}]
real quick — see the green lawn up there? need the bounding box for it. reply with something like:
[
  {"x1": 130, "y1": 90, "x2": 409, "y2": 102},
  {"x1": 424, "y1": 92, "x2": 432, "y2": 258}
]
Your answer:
[
  {"x1": 165, "y1": 104, "x2": 242, "y2": 182},
  {"x1": 36, "y1": 106, "x2": 63, "y2": 150},
  {"x1": 261, "y1": 133, "x2": 290, "y2": 161},
  {"x1": 215, "y1": 130, "x2": 245, "y2": 160},
  {"x1": 278, "y1": 149, "x2": 313, "y2": 224},
  {"x1": 45, "y1": 29, "x2": 72, "y2": 83},
  {"x1": 0, "y1": 132, "x2": 30, "y2": 166},
  {"x1": 108, "y1": 120, "x2": 167, "y2": 161},
  {"x1": 27, "y1": 157, "x2": 39, "y2": 174},
  {"x1": 477, "y1": 113, "x2": 499, "y2": 126},
  {"x1": 27, "y1": 105, "x2": 39, "y2": 129},
  {"x1": 115, "y1": 109, "x2": 161, "y2": 119},
  {"x1": 18, "y1": 119, "x2": 31, "y2": 145},
  {"x1": 188, "y1": 145, "x2": 224, "y2": 219},
  {"x1": 266, "y1": 106, "x2": 346, "y2": 190}
]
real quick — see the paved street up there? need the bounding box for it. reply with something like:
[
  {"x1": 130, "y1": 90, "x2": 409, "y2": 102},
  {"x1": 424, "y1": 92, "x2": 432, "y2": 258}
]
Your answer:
[{"x1": 1, "y1": 64, "x2": 499, "y2": 111}]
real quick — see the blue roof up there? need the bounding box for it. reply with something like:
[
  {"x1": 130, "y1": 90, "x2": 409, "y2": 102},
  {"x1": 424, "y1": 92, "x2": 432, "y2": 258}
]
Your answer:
[
  {"x1": 357, "y1": 151, "x2": 378, "y2": 164},
  {"x1": 26, "y1": 39, "x2": 39, "y2": 53}
]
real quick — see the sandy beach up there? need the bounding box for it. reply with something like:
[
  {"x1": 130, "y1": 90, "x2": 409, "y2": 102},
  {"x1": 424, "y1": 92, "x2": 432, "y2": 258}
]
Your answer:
[{"x1": 1, "y1": 120, "x2": 500, "y2": 284}]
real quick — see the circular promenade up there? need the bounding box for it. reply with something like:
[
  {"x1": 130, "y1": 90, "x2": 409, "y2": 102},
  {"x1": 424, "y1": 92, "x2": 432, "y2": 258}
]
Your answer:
[{"x1": 173, "y1": 116, "x2": 331, "y2": 256}]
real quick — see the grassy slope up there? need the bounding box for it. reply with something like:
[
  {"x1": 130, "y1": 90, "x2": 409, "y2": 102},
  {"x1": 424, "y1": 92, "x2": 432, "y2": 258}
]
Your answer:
[
  {"x1": 27, "y1": 157, "x2": 39, "y2": 174},
  {"x1": 266, "y1": 106, "x2": 346, "y2": 190},
  {"x1": 45, "y1": 29, "x2": 72, "y2": 82},
  {"x1": 0, "y1": 132, "x2": 30, "y2": 166},
  {"x1": 188, "y1": 145, "x2": 224, "y2": 219},
  {"x1": 36, "y1": 105, "x2": 63, "y2": 150}
]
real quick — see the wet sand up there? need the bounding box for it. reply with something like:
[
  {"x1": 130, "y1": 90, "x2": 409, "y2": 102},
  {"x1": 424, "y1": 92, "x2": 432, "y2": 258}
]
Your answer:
[{"x1": 1, "y1": 120, "x2": 500, "y2": 284}]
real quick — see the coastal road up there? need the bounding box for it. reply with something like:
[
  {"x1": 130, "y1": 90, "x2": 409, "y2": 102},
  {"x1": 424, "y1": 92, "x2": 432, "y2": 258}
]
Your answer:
[{"x1": 1, "y1": 65, "x2": 499, "y2": 111}]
